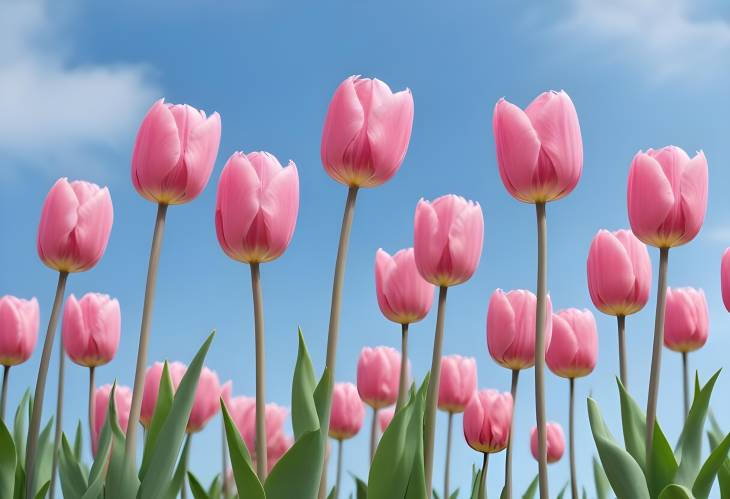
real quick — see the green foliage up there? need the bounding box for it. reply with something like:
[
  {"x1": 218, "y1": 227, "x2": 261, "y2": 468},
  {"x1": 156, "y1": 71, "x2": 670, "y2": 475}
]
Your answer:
[{"x1": 521, "y1": 475, "x2": 539, "y2": 499}]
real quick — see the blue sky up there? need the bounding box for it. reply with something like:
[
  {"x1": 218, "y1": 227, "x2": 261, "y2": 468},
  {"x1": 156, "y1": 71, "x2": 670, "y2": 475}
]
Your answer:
[{"x1": 2, "y1": 0, "x2": 730, "y2": 496}]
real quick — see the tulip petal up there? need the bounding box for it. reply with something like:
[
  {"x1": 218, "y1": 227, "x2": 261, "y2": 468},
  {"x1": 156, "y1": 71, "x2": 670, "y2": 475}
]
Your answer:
[
  {"x1": 215, "y1": 154, "x2": 261, "y2": 258},
  {"x1": 628, "y1": 152, "x2": 675, "y2": 244},
  {"x1": 678, "y1": 151, "x2": 708, "y2": 244},
  {"x1": 366, "y1": 87, "x2": 414, "y2": 185},
  {"x1": 493, "y1": 99, "x2": 541, "y2": 201},
  {"x1": 181, "y1": 112, "x2": 221, "y2": 203},
  {"x1": 260, "y1": 162, "x2": 299, "y2": 260},
  {"x1": 132, "y1": 101, "x2": 182, "y2": 197},
  {"x1": 71, "y1": 187, "x2": 113, "y2": 272},
  {"x1": 321, "y1": 76, "x2": 366, "y2": 180}
]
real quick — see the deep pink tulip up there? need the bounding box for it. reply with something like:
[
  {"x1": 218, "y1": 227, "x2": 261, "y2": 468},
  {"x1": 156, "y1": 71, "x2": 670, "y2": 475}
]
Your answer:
[
  {"x1": 375, "y1": 248, "x2": 435, "y2": 324},
  {"x1": 627, "y1": 146, "x2": 708, "y2": 248},
  {"x1": 321, "y1": 76, "x2": 414, "y2": 188},
  {"x1": 228, "y1": 396, "x2": 291, "y2": 472},
  {"x1": 493, "y1": 91, "x2": 583, "y2": 204},
  {"x1": 378, "y1": 407, "x2": 395, "y2": 433},
  {"x1": 357, "y1": 346, "x2": 401, "y2": 409},
  {"x1": 188, "y1": 367, "x2": 223, "y2": 433},
  {"x1": 413, "y1": 195, "x2": 484, "y2": 287},
  {"x1": 722, "y1": 249, "x2": 730, "y2": 313},
  {"x1": 62, "y1": 293, "x2": 120, "y2": 368},
  {"x1": 329, "y1": 382, "x2": 365, "y2": 440},
  {"x1": 664, "y1": 287, "x2": 709, "y2": 353},
  {"x1": 587, "y1": 229, "x2": 651, "y2": 316},
  {"x1": 0, "y1": 296, "x2": 39, "y2": 366},
  {"x1": 37, "y1": 178, "x2": 113, "y2": 273},
  {"x1": 487, "y1": 289, "x2": 553, "y2": 370},
  {"x1": 530, "y1": 422, "x2": 564, "y2": 463},
  {"x1": 462, "y1": 389, "x2": 513, "y2": 453},
  {"x1": 131, "y1": 99, "x2": 221, "y2": 205},
  {"x1": 546, "y1": 309, "x2": 598, "y2": 379},
  {"x1": 215, "y1": 151, "x2": 300, "y2": 263},
  {"x1": 438, "y1": 355, "x2": 477, "y2": 413},
  {"x1": 140, "y1": 361, "x2": 186, "y2": 427},
  {"x1": 92, "y1": 384, "x2": 132, "y2": 454}
]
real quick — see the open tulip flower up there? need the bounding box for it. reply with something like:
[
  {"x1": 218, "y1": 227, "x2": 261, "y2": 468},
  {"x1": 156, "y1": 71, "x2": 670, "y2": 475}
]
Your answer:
[{"x1": 62, "y1": 293, "x2": 120, "y2": 368}]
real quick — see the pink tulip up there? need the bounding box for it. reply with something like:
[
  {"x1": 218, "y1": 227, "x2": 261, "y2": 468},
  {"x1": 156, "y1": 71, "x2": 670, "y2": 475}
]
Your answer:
[
  {"x1": 493, "y1": 91, "x2": 583, "y2": 203},
  {"x1": 530, "y1": 423, "x2": 564, "y2": 463},
  {"x1": 487, "y1": 289, "x2": 553, "y2": 370},
  {"x1": 664, "y1": 287, "x2": 709, "y2": 353},
  {"x1": 37, "y1": 178, "x2": 113, "y2": 273},
  {"x1": 188, "y1": 367, "x2": 223, "y2": 433},
  {"x1": 131, "y1": 99, "x2": 221, "y2": 205},
  {"x1": 321, "y1": 76, "x2": 414, "y2": 188},
  {"x1": 438, "y1": 355, "x2": 477, "y2": 413},
  {"x1": 627, "y1": 146, "x2": 708, "y2": 248},
  {"x1": 462, "y1": 389, "x2": 513, "y2": 453},
  {"x1": 0, "y1": 296, "x2": 39, "y2": 366},
  {"x1": 357, "y1": 346, "x2": 401, "y2": 409},
  {"x1": 587, "y1": 229, "x2": 651, "y2": 316},
  {"x1": 375, "y1": 248, "x2": 435, "y2": 324},
  {"x1": 546, "y1": 309, "x2": 598, "y2": 379},
  {"x1": 722, "y1": 249, "x2": 730, "y2": 313},
  {"x1": 378, "y1": 407, "x2": 395, "y2": 433},
  {"x1": 215, "y1": 151, "x2": 300, "y2": 263},
  {"x1": 140, "y1": 361, "x2": 186, "y2": 427},
  {"x1": 413, "y1": 195, "x2": 484, "y2": 287},
  {"x1": 62, "y1": 293, "x2": 120, "y2": 368},
  {"x1": 92, "y1": 384, "x2": 132, "y2": 455},
  {"x1": 228, "y1": 396, "x2": 291, "y2": 472},
  {"x1": 329, "y1": 382, "x2": 365, "y2": 440}
]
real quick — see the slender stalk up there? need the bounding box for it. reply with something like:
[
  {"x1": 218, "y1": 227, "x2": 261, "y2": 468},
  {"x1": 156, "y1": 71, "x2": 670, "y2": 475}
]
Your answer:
[
  {"x1": 534, "y1": 202, "x2": 549, "y2": 499},
  {"x1": 569, "y1": 378, "x2": 577, "y2": 499},
  {"x1": 0, "y1": 365, "x2": 9, "y2": 421},
  {"x1": 503, "y1": 369, "x2": 520, "y2": 499},
  {"x1": 645, "y1": 247, "x2": 669, "y2": 464},
  {"x1": 249, "y1": 262, "x2": 268, "y2": 479},
  {"x1": 88, "y1": 366, "x2": 96, "y2": 451},
  {"x1": 318, "y1": 455, "x2": 329, "y2": 499},
  {"x1": 222, "y1": 421, "x2": 229, "y2": 499},
  {"x1": 181, "y1": 433, "x2": 192, "y2": 499},
  {"x1": 335, "y1": 439, "x2": 344, "y2": 499},
  {"x1": 49, "y1": 342, "x2": 66, "y2": 499},
  {"x1": 424, "y1": 286, "x2": 449, "y2": 497},
  {"x1": 617, "y1": 315, "x2": 627, "y2": 388},
  {"x1": 369, "y1": 407, "x2": 379, "y2": 463},
  {"x1": 682, "y1": 352, "x2": 689, "y2": 421},
  {"x1": 396, "y1": 323, "x2": 410, "y2": 412},
  {"x1": 124, "y1": 203, "x2": 168, "y2": 466},
  {"x1": 25, "y1": 270, "x2": 68, "y2": 499},
  {"x1": 444, "y1": 412, "x2": 454, "y2": 499},
  {"x1": 479, "y1": 452, "x2": 489, "y2": 499}
]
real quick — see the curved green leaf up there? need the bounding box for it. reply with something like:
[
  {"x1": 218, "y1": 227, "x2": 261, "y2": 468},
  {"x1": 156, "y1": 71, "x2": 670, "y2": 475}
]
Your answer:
[
  {"x1": 188, "y1": 472, "x2": 210, "y2": 499},
  {"x1": 13, "y1": 390, "x2": 30, "y2": 466},
  {"x1": 618, "y1": 378, "x2": 647, "y2": 471},
  {"x1": 659, "y1": 484, "x2": 695, "y2": 499},
  {"x1": 221, "y1": 401, "x2": 264, "y2": 499},
  {"x1": 521, "y1": 474, "x2": 539, "y2": 499},
  {"x1": 58, "y1": 434, "x2": 86, "y2": 499},
  {"x1": 33, "y1": 417, "x2": 54, "y2": 497},
  {"x1": 139, "y1": 361, "x2": 174, "y2": 481},
  {"x1": 693, "y1": 430, "x2": 730, "y2": 499},
  {"x1": 593, "y1": 456, "x2": 610, "y2": 499},
  {"x1": 291, "y1": 329, "x2": 317, "y2": 440},
  {"x1": 0, "y1": 418, "x2": 16, "y2": 498},
  {"x1": 164, "y1": 434, "x2": 191, "y2": 499},
  {"x1": 649, "y1": 422, "x2": 678, "y2": 499},
  {"x1": 707, "y1": 422, "x2": 730, "y2": 498}
]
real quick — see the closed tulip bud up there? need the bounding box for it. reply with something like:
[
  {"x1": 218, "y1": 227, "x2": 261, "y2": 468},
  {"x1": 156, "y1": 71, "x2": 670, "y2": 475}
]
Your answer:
[
  {"x1": 378, "y1": 407, "x2": 395, "y2": 433},
  {"x1": 215, "y1": 151, "x2": 300, "y2": 263},
  {"x1": 463, "y1": 389, "x2": 513, "y2": 453},
  {"x1": 530, "y1": 422, "x2": 565, "y2": 463},
  {"x1": 627, "y1": 146, "x2": 708, "y2": 248},
  {"x1": 438, "y1": 355, "x2": 477, "y2": 413},
  {"x1": 132, "y1": 99, "x2": 221, "y2": 205},
  {"x1": 587, "y1": 229, "x2": 651, "y2": 316},
  {"x1": 92, "y1": 384, "x2": 132, "y2": 455},
  {"x1": 37, "y1": 178, "x2": 113, "y2": 273},
  {"x1": 188, "y1": 367, "x2": 223, "y2": 433},
  {"x1": 140, "y1": 361, "x2": 186, "y2": 427},
  {"x1": 414, "y1": 195, "x2": 484, "y2": 287},
  {"x1": 357, "y1": 346, "x2": 401, "y2": 409},
  {"x1": 0, "y1": 296, "x2": 39, "y2": 366},
  {"x1": 329, "y1": 382, "x2": 365, "y2": 440},
  {"x1": 62, "y1": 293, "x2": 120, "y2": 368},
  {"x1": 546, "y1": 309, "x2": 598, "y2": 379},
  {"x1": 228, "y1": 396, "x2": 291, "y2": 472},
  {"x1": 487, "y1": 289, "x2": 553, "y2": 370},
  {"x1": 321, "y1": 76, "x2": 414, "y2": 188},
  {"x1": 375, "y1": 248, "x2": 435, "y2": 324},
  {"x1": 664, "y1": 287, "x2": 709, "y2": 353},
  {"x1": 722, "y1": 249, "x2": 730, "y2": 313},
  {"x1": 493, "y1": 91, "x2": 583, "y2": 204}
]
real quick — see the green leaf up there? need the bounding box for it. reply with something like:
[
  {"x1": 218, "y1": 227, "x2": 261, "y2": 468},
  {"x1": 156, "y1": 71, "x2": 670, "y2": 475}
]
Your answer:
[
  {"x1": 450, "y1": 489, "x2": 460, "y2": 499},
  {"x1": 327, "y1": 486, "x2": 336, "y2": 499},
  {"x1": 693, "y1": 430, "x2": 730, "y2": 499},
  {"x1": 707, "y1": 422, "x2": 730, "y2": 498},
  {"x1": 58, "y1": 434, "x2": 87, "y2": 499},
  {"x1": 521, "y1": 474, "x2": 539, "y2": 499},
  {"x1": 618, "y1": 378, "x2": 648, "y2": 471},
  {"x1": 659, "y1": 484, "x2": 695, "y2": 499},
  {"x1": 0, "y1": 417, "x2": 16, "y2": 498},
  {"x1": 207, "y1": 475, "x2": 222, "y2": 499},
  {"x1": 13, "y1": 390, "x2": 30, "y2": 466},
  {"x1": 350, "y1": 474, "x2": 367, "y2": 499},
  {"x1": 104, "y1": 383, "x2": 139, "y2": 499},
  {"x1": 73, "y1": 421, "x2": 83, "y2": 462},
  {"x1": 138, "y1": 331, "x2": 215, "y2": 499},
  {"x1": 33, "y1": 481, "x2": 50, "y2": 499},
  {"x1": 593, "y1": 456, "x2": 610, "y2": 499},
  {"x1": 588, "y1": 398, "x2": 650, "y2": 499},
  {"x1": 648, "y1": 421, "x2": 678, "y2": 498},
  {"x1": 221, "y1": 401, "x2": 264, "y2": 499},
  {"x1": 469, "y1": 464, "x2": 483, "y2": 499},
  {"x1": 188, "y1": 472, "x2": 210, "y2": 499},
  {"x1": 164, "y1": 434, "x2": 191, "y2": 499},
  {"x1": 556, "y1": 482, "x2": 569, "y2": 499},
  {"x1": 291, "y1": 329, "x2": 317, "y2": 440},
  {"x1": 139, "y1": 361, "x2": 175, "y2": 480},
  {"x1": 33, "y1": 417, "x2": 54, "y2": 497},
  {"x1": 403, "y1": 377, "x2": 429, "y2": 499}
]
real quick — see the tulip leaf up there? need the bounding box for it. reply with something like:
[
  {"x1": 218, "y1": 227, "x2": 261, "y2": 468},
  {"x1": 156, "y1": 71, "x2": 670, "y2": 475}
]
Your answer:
[
  {"x1": 593, "y1": 455, "x2": 610, "y2": 499},
  {"x1": 692, "y1": 429, "x2": 730, "y2": 499},
  {"x1": 617, "y1": 378, "x2": 648, "y2": 471},
  {"x1": 649, "y1": 421, "x2": 678, "y2": 498},
  {"x1": 164, "y1": 435, "x2": 191, "y2": 499},
  {"x1": 140, "y1": 361, "x2": 175, "y2": 480},
  {"x1": 32, "y1": 481, "x2": 50, "y2": 499},
  {"x1": 521, "y1": 474, "x2": 539, "y2": 499},
  {"x1": 556, "y1": 482, "x2": 569, "y2": 499},
  {"x1": 13, "y1": 390, "x2": 30, "y2": 466},
  {"x1": 104, "y1": 383, "x2": 140, "y2": 499},
  {"x1": 706, "y1": 418, "x2": 730, "y2": 498},
  {"x1": 658, "y1": 484, "x2": 695, "y2": 499},
  {"x1": 0, "y1": 417, "x2": 16, "y2": 498},
  {"x1": 33, "y1": 417, "x2": 54, "y2": 497},
  {"x1": 58, "y1": 434, "x2": 87, "y2": 498},
  {"x1": 73, "y1": 421, "x2": 83, "y2": 461},
  {"x1": 291, "y1": 329, "x2": 317, "y2": 440},
  {"x1": 188, "y1": 472, "x2": 210, "y2": 499},
  {"x1": 349, "y1": 473, "x2": 367, "y2": 499},
  {"x1": 207, "y1": 475, "x2": 222, "y2": 499},
  {"x1": 469, "y1": 464, "x2": 482, "y2": 499},
  {"x1": 221, "y1": 400, "x2": 264, "y2": 499},
  {"x1": 450, "y1": 489, "x2": 460, "y2": 499}
]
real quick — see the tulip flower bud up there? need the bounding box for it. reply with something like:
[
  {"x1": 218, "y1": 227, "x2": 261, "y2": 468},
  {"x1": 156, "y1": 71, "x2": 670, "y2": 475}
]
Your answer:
[
  {"x1": 438, "y1": 355, "x2": 477, "y2": 413},
  {"x1": 0, "y1": 296, "x2": 39, "y2": 367},
  {"x1": 188, "y1": 367, "x2": 223, "y2": 433},
  {"x1": 92, "y1": 384, "x2": 132, "y2": 455},
  {"x1": 463, "y1": 389, "x2": 513, "y2": 453},
  {"x1": 357, "y1": 346, "x2": 401, "y2": 409},
  {"x1": 546, "y1": 309, "x2": 598, "y2": 379},
  {"x1": 664, "y1": 287, "x2": 709, "y2": 353},
  {"x1": 530, "y1": 422, "x2": 565, "y2": 463},
  {"x1": 329, "y1": 382, "x2": 365, "y2": 440},
  {"x1": 375, "y1": 248, "x2": 434, "y2": 324},
  {"x1": 62, "y1": 293, "x2": 120, "y2": 368}
]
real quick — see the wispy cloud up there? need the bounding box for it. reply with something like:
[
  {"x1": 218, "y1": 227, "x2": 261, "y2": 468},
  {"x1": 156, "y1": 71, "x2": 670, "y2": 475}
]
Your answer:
[{"x1": 0, "y1": 0, "x2": 159, "y2": 180}]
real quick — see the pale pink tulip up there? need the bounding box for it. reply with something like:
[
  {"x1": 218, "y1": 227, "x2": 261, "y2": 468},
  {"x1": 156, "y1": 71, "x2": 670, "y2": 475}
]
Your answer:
[
  {"x1": 215, "y1": 151, "x2": 299, "y2": 263},
  {"x1": 487, "y1": 289, "x2": 553, "y2": 370},
  {"x1": 228, "y1": 397, "x2": 291, "y2": 472},
  {"x1": 722, "y1": 249, "x2": 730, "y2": 313},
  {"x1": 438, "y1": 355, "x2": 477, "y2": 413},
  {"x1": 664, "y1": 287, "x2": 709, "y2": 353},
  {"x1": 462, "y1": 389, "x2": 513, "y2": 453},
  {"x1": 493, "y1": 91, "x2": 583, "y2": 203},
  {"x1": 329, "y1": 382, "x2": 365, "y2": 440},
  {"x1": 188, "y1": 367, "x2": 223, "y2": 433},
  {"x1": 413, "y1": 195, "x2": 484, "y2": 287},
  {"x1": 321, "y1": 76, "x2": 414, "y2": 188},
  {"x1": 0, "y1": 296, "x2": 39, "y2": 366},
  {"x1": 587, "y1": 229, "x2": 651, "y2": 316},
  {"x1": 530, "y1": 423, "x2": 564, "y2": 463},
  {"x1": 627, "y1": 146, "x2": 708, "y2": 248},
  {"x1": 357, "y1": 346, "x2": 401, "y2": 409},
  {"x1": 37, "y1": 178, "x2": 113, "y2": 273},
  {"x1": 375, "y1": 248, "x2": 434, "y2": 324},
  {"x1": 378, "y1": 407, "x2": 395, "y2": 433},
  {"x1": 546, "y1": 309, "x2": 598, "y2": 379},
  {"x1": 140, "y1": 361, "x2": 186, "y2": 427},
  {"x1": 92, "y1": 384, "x2": 132, "y2": 455},
  {"x1": 131, "y1": 99, "x2": 221, "y2": 205},
  {"x1": 62, "y1": 293, "x2": 120, "y2": 368}
]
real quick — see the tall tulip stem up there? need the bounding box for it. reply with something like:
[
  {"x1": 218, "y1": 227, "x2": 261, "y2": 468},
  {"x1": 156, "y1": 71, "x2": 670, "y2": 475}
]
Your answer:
[
  {"x1": 396, "y1": 323, "x2": 409, "y2": 412},
  {"x1": 479, "y1": 452, "x2": 489, "y2": 499},
  {"x1": 250, "y1": 262, "x2": 268, "y2": 479},
  {"x1": 617, "y1": 315, "x2": 627, "y2": 388},
  {"x1": 645, "y1": 247, "x2": 669, "y2": 464},
  {"x1": 682, "y1": 352, "x2": 689, "y2": 421},
  {"x1": 124, "y1": 203, "x2": 168, "y2": 466},
  {"x1": 503, "y1": 369, "x2": 520, "y2": 499},
  {"x1": 569, "y1": 378, "x2": 577, "y2": 499},
  {"x1": 335, "y1": 439, "x2": 344, "y2": 499},
  {"x1": 88, "y1": 367, "x2": 96, "y2": 451},
  {"x1": 25, "y1": 270, "x2": 68, "y2": 499},
  {"x1": 0, "y1": 365, "x2": 9, "y2": 421},
  {"x1": 534, "y1": 202, "x2": 549, "y2": 499},
  {"x1": 424, "y1": 285, "x2": 449, "y2": 496},
  {"x1": 369, "y1": 407, "x2": 379, "y2": 463},
  {"x1": 50, "y1": 338, "x2": 66, "y2": 499},
  {"x1": 444, "y1": 412, "x2": 453, "y2": 499}
]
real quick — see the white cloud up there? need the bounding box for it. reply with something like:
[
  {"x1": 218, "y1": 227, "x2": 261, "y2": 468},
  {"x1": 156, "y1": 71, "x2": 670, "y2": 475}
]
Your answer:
[
  {"x1": 560, "y1": 0, "x2": 730, "y2": 81},
  {"x1": 0, "y1": 0, "x2": 159, "y2": 180}
]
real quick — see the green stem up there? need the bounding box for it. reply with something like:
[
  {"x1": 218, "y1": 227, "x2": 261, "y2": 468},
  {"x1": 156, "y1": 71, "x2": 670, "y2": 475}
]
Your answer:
[
  {"x1": 250, "y1": 262, "x2": 268, "y2": 479},
  {"x1": 369, "y1": 407, "x2": 379, "y2": 463},
  {"x1": 479, "y1": 452, "x2": 489, "y2": 499},
  {"x1": 0, "y1": 365, "x2": 9, "y2": 422},
  {"x1": 617, "y1": 315, "x2": 627, "y2": 388},
  {"x1": 222, "y1": 420, "x2": 229, "y2": 498},
  {"x1": 49, "y1": 339, "x2": 66, "y2": 499},
  {"x1": 682, "y1": 352, "x2": 689, "y2": 421},
  {"x1": 335, "y1": 439, "x2": 343, "y2": 499},
  {"x1": 395, "y1": 323, "x2": 409, "y2": 412},
  {"x1": 88, "y1": 366, "x2": 96, "y2": 452},
  {"x1": 444, "y1": 412, "x2": 453, "y2": 499},
  {"x1": 569, "y1": 378, "x2": 577, "y2": 499},
  {"x1": 534, "y1": 202, "x2": 549, "y2": 499},
  {"x1": 181, "y1": 433, "x2": 192, "y2": 499},
  {"x1": 503, "y1": 369, "x2": 520, "y2": 499}
]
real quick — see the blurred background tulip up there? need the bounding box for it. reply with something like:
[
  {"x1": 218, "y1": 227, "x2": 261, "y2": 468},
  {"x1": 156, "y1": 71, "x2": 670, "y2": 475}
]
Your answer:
[
  {"x1": 723, "y1": 249, "x2": 730, "y2": 313},
  {"x1": 530, "y1": 423, "x2": 564, "y2": 464},
  {"x1": 329, "y1": 382, "x2": 365, "y2": 499},
  {"x1": 188, "y1": 367, "x2": 223, "y2": 433},
  {"x1": 140, "y1": 361, "x2": 186, "y2": 427},
  {"x1": 62, "y1": 293, "x2": 121, "y2": 368},
  {"x1": 0, "y1": 295, "x2": 39, "y2": 419},
  {"x1": 546, "y1": 309, "x2": 597, "y2": 379},
  {"x1": 92, "y1": 384, "x2": 132, "y2": 455},
  {"x1": 377, "y1": 407, "x2": 394, "y2": 433}
]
